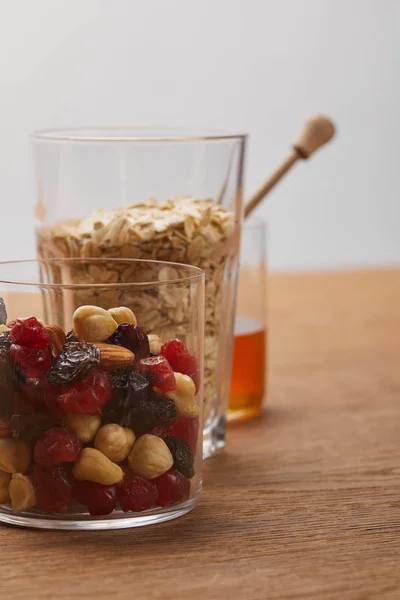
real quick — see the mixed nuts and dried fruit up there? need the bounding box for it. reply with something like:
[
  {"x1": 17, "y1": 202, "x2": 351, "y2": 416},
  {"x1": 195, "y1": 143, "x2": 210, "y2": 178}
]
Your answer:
[
  {"x1": 0, "y1": 303, "x2": 200, "y2": 517},
  {"x1": 37, "y1": 197, "x2": 236, "y2": 421}
]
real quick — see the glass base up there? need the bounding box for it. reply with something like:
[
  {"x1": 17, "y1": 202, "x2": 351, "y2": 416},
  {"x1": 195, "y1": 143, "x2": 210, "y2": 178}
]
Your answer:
[
  {"x1": 227, "y1": 404, "x2": 263, "y2": 423},
  {"x1": 203, "y1": 415, "x2": 226, "y2": 459},
  {"x1": 0, "y1": 495, "x2": 199, "y2": 530}
]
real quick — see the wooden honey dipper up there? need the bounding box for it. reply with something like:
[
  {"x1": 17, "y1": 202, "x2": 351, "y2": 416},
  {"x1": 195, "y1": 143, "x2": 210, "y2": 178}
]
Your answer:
[{"x1": 244, "y1": 114, "x2": 336, "y2": 218}]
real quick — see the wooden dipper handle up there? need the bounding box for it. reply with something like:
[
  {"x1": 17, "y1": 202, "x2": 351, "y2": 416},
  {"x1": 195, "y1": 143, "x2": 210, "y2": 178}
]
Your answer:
[{"x1": 244, "y1": 114, "x2": 336, "y2": 218}]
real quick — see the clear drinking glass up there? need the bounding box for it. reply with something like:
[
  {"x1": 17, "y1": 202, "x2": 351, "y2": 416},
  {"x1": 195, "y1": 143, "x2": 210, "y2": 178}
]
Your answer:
[
  {"x1": 30, "y1": 127, "x2": 246, "y2": 458},
  {"x1": 228, "y1": 220, "x2": 267, "y2": 422},
  {"x1": 0, "y1": 258, "x2": 204, "y2": 530}
]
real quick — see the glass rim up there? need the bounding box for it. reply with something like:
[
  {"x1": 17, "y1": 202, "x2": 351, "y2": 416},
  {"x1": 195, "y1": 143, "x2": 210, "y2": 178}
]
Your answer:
[
  {"x1": 29, "y1": 126, "x2": 248, "y2": 143},
  {"x1": 0, "y1": 258, "x2": 205, "y2": 289}
]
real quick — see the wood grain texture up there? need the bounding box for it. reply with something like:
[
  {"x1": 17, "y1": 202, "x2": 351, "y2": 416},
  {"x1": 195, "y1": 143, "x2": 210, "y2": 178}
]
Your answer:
[{"x1": 1, "y1": 269, "x2": 399, "y2": 600}]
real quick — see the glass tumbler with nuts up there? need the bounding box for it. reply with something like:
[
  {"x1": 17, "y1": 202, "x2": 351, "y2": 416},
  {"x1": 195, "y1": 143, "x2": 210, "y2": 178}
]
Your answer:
[
  {"x1": 0, "y1": 258, "x2": 204, "y2": 530},
  {"x1": 32, "y1": 127, "x2": 246, "y2": 458}
]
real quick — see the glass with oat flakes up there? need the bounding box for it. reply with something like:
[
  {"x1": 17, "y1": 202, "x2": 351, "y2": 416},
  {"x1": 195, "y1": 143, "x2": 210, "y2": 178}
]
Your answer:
[{"x1": 31, "y1": 127, "x2": 246, "y2": 458}]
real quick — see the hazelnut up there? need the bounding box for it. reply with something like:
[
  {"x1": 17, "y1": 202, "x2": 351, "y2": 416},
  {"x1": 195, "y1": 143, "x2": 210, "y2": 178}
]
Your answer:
[
  {"x1": 72, "y1": 447, "x2": 123, "y2": 485},
  {"x1": 72, "y1": 305, "x2": 118, "y2": 343},
  {"x1": 62, "y1": 413, "x2": 101, "y2": 443},
  {"x1": 94, "y1": 424, "x2": 135, "y2": 463},
  {"x1": 148, "y1": 334, "x2": 162, "y2": 355},
  {"x1": 160, "y1": 373, "x2": 200, "y2": 418},
  {"x1": 0, "y1": 469, "x2": 12, "y2": 503},
  {"x1": 9, "y1": 473, "x2": 36, "y2": 512},
  {"x1": 107, "y1": 306, "x2": 137, "y2": 326},
  {"x1": 0, "y1": 438, "x2": 31, "y2": 474},
  {"x1": 128, "y1": 434, "x2": 173, "y2": 479}
]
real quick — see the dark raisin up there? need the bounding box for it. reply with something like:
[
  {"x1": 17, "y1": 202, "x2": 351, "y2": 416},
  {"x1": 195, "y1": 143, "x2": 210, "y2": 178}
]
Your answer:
[
  {"x1": 106, "y1": 323, "x2": 150, "y2": 359},
  {"x1": 109, "y1": 368, "x2": 132, "y2": 400},
  {"x1": 164, "y1": 436, "x2": 195, "y2": 479},
  {"x1": 0, "y1": 330, "x2": 11, "y2": 349},
  {"x1": 66, "y1": 330, "x2": 78, "y2": 342},
  {"x1": 0, "y1": 348, "x2": 14, "y2": 417},
  {"x1": 0, "y1": 298, "x2": 7, "y2": 325},
  {"x1": 11, "y1": 412, "x2": 59, "y2": 442},
  {"x1": 130, "y1": 396, "x2": 176, "y2": 436},
  {"x1": 47, "y1": 341, "x2": 100, "y2": 387},
  {"x1": 103, "y1": 370, "x2": 149, "y2": 427}
]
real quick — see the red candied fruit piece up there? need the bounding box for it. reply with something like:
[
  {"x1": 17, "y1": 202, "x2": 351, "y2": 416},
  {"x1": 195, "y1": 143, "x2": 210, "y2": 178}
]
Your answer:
[
  {"x1": 160, "y1": 339, "x2": 187, "y2": 367},
  {"x1": 154, "y1": 469, "x2": 190, "y2": 507},
  {"x1": 34, "y1": 427, "x2": 81, "y2": 467},
  {"x1": 148, "y1": 422, "x2": 174, "y2": 439},
  {"x1": 160, "y1": 339, "x2": 199, "y2": 391},
  {"x1": 173, "y1": 351, "x2": 198, "y2": 376},
  {"x1": 32, "y1": 464, "x2": 74, "y2": 514},
  {"x1": 191, "y1": 369, "x2": 201, "y2": 394},
  {"x1": 10, "y1": 317, "x2": 50, "y2": 349},
  {"x1": 13, "y1": 377, "x2": 48, "y2": 415},
  {"x1": 135, "y1": 356, "x2": 176, "y2": 392},
  {"x1": 21, "y1": 377, "x2": 48, "y2": 409},
  {"x1": 117, "y1": 475, "x2": 158, "y2": 512},
  {"x1": 53, "y1": 369, "x2": 112, "y2": 415},
  {"x1": 170, "y1": 417, "x2": 199, "y2": 453},
  {"x1": 74, "y1": 480, "x2": 117, "y2": 516},
  {"x1": 10, "y1": 344, "x2": 51, "y2": 378}
]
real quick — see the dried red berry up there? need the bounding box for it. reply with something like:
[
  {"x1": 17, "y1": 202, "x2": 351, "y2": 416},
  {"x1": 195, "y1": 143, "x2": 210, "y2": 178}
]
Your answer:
[
  {"x1": 135, "y1": 356, "x2": 176, "y2": 392},
  {"x1": 34, "y1": 426, "x2": 81, "y2": 467},
  {"x1": 170, "y1": 417, "x2": 199, "y2": 453},
  {"x1": 148, "y1": 422, "x2": 174, "y2": 439},
  {"x1": 160, "y1": 339, "x2": 199, "y2": 390},
  {"x1": 154, "y1": 469, "x2": 190, "y2": 507},
  {"x1": 74, "y1": 480, "x2": 117, "y2": 516},
  {"x1": 160, "y1": 339, "x2": 187, "y2": 366},
  {"x1": 107, "y1": 323, "x2": 150, "y2": 359},
  {"x1": 117, "y1": 475, "x2": 158, "y2": 512},
  {"x1": 10, "y1": 317, "x2": 50, "y2": 349},
  {"x1": 10, "y1": 344, "x2": 51, "y2": 378},
  {"x1": 164, "y1": 436, "x2": 195, "y2": 479},
  {"x1": 54, "y1": 369, "x2": 112, "y2": 415},
  {"x1": 32, "y1": 464, "x2": 74, "y2": 514},
  {"x1": 19, "y1": 377, "x2": 48, "y2": 410},
  {"x1": 191, "y1": 369, "x2": 201, "y2": 393}
]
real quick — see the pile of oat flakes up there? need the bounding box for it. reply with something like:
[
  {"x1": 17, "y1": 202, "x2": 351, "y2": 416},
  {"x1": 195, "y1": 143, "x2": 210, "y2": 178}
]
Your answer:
[{"x1": 37, "y1": 197, "x2": 237, "y2": 421}]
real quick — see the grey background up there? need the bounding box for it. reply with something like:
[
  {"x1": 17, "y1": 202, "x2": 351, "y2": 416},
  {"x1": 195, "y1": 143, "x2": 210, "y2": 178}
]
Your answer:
[{"x1": 1, "y1": 0, "x2": 398, "y2": 271}]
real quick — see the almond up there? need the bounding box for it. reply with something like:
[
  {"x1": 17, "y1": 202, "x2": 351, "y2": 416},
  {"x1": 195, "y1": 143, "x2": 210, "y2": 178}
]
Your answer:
[
  {"x1": 96, "y1": 343, "x2": 135, "y2": 371},
  {"x1": 45, "y1": 324, "x2": 67, "y2": 357}
]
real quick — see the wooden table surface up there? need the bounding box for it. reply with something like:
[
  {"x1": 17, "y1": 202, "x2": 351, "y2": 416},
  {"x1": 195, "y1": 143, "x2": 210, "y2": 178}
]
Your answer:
[{"x1": 1, "y1": 268, "x2": 399, "y2": 600}]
